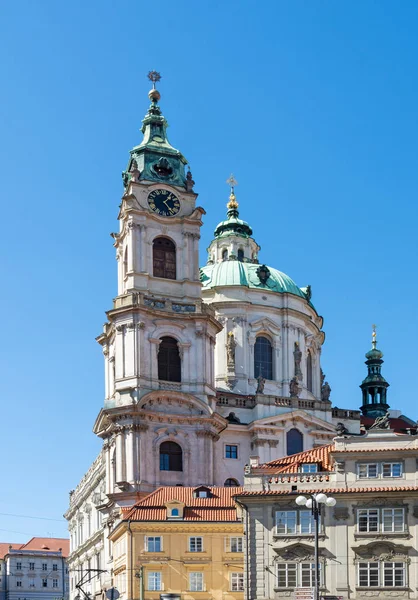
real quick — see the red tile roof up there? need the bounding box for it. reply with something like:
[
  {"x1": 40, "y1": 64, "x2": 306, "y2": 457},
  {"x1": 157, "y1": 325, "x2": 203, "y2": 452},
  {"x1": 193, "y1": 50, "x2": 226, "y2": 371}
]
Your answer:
[
  {"x1": 19, "y1": 537, "x2": 70, "y2": 557},
  {"x1": 124, "y1": 486, "x2": 243, "y2": 522},
  {"x1": 0, "y1": 543, "x2": 21, "y2": 560},
  {"x1": 238, "y1": 485, "x2": 418, "y2": 497},
  {"x1": 261, "y1": 444, "x2": 335, "y2": 473}
]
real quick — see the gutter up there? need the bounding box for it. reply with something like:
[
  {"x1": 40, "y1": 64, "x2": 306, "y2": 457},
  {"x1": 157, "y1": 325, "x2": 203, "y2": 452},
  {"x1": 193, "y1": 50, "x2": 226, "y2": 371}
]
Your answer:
[
  {"x1": 235, "y1": 498, "x2": 250, "y2": 600},
  {"x1": 127, "y1": 519, "x2": 134, "y2": 600}
]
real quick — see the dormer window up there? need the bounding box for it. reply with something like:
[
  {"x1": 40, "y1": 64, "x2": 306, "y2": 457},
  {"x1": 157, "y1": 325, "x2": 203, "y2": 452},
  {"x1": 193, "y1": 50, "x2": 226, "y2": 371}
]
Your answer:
[
  {"x1": 171, "y1": 508, "x2": 179, "y2": 517},
  {"x1": 300, "y1": 463, "x2": 318, "y2": 473},
  {"x1": 194, "y1": 486, "x2": 211, "y2": 498}
]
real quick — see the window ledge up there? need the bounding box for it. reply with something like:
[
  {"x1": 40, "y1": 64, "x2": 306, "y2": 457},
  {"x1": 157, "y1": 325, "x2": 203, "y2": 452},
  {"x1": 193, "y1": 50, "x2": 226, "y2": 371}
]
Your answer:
[
  {"x1": 354, "y1": 532, "x2": 409, "y2": 539},
  {"x1": 356, "y1": 587, "x2": 409, "y2": 591},
  {"x1": 273, "y1": 533, "x2": 326, "y2": 540}
]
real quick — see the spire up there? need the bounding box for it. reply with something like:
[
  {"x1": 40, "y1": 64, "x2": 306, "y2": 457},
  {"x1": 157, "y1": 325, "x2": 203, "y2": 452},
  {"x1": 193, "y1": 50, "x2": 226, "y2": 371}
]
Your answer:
[
  {"x1": 213, "y1": 175, "x2": 253, "y2": 238},
  {"x1": 360, "y1": 325, "x2": 390, "y2": 418},
  {"x1": 122, "y1": 72, "x2": 189, "y2": 190}
]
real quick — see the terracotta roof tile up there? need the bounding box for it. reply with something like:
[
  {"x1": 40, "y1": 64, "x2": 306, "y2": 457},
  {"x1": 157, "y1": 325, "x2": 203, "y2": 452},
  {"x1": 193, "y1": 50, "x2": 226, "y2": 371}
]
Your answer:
[
  {"x1": 332, "y1": 447, "x2": 418, "y2": 453},
  {"x1": 261, "y1": 444, "x2": 334, "y2": 473},
  {"x1": 124, "y1": 486, "x2": 243, "y2": 522},
  {"x1": 0, "y1": 543, "x2": 21, "y2": 560},
  {"x1": 19, "y1": 537, "x2": 70, "y2": 557}
]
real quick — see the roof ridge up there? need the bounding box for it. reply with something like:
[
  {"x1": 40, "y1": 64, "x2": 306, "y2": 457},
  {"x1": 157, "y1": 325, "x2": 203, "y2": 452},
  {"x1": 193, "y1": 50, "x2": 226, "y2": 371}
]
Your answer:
[{"x1": 261, "y1": 443, "x2": 334, "y2": 468}]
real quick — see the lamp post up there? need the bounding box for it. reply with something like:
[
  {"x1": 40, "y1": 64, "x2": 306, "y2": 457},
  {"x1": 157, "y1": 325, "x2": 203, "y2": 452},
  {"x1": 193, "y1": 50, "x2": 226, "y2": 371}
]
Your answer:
[{"x1": 295, "y1": 493, "x2": 336, "y2": 600}]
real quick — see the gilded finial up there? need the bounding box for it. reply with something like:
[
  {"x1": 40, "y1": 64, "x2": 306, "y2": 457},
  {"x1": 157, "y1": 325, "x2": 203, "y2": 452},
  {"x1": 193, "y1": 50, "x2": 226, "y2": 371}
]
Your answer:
[
  {"x1": 372, "y1": 324, "x2": 377, "y2": 349},
  {"x1": 147, "y1": 71, "x2": 161, "y2": 102},
  {"x1": 226, "y1": 174, "x2": 239, "y2": 209}
]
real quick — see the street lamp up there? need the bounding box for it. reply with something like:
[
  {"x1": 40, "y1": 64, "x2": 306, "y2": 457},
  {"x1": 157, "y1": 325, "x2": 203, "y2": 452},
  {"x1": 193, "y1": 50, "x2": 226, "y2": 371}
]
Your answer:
[{"x1": 295, "y1": 494, "x2": 336, "y2": 600}]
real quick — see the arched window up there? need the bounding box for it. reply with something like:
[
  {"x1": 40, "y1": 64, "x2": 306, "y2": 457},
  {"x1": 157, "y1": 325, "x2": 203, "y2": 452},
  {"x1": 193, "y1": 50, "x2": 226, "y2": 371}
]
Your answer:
[
  {"x1": 224, "y1": 478, "x2": 240, "y2": 487},
  {"x1": 158, "y1": 337, "x2": 181, "y2": 382},
  {"x1": 287, "y1": 428, "x2": 303, "y2": 455},
  {"x1": 222, "y1": 248, "x2": 228, "y2": 261},
  {"x1": 171, "y1": 508, "x2": 179, "y2": 516},
  {"x1": 153, "y1": 237, "x2": 176, "y2": 279},
  {"x1": 254, "y1": 336, "x2": 273, "y2": 380},
  {"x1": 238, "y1": 249, "x2": 244, "y2": 262},
  {"x1": 160, "y1": 441, "x2": 183, "y2": 471},
  {"x1": 307, "y1": 351, "x2": 313, "y2": 392}
]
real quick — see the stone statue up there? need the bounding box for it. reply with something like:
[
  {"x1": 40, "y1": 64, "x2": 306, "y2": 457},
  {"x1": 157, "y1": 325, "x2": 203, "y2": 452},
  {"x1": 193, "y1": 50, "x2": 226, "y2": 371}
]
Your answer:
[
  {"x1": 320, "y1": 369, "x2": 325, "y2": 387},
  {"x1": 226, "y1": 412, "x2": 241, "y2": 424},
  {"x1": 294, "y1": 342, "x2": 303, "y2": 381},
  {"x1": 129, "y1": 158, "x2": 141, "y2": 182},
  {"x1": 226, "y1": 332, "x2": 237, "y2": 368},
  {"x1": 321, "y1": 379, "x2": 331, "y2": 402},
  {"x1": 186, "y1": 166, "x2": 195, "y2": 192},
  {"x1": 289, "y1": 377, "x2": 300, "y2": 398},
  {"x1": 336, "y1": 422, "x2": 349, "y2": 435},
  {"x1": 256, "y1": 374, "x2": 266, "y2": 394},
  {"x1": 370, "y1": 411, "x2": 391, "y2": 430}
]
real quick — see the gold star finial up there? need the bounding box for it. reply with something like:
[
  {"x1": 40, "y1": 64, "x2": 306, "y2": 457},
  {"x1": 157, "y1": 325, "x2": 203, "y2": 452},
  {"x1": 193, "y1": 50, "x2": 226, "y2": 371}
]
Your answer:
[
  {"x1": 372, "y1": 324, "x2": 377, "y2": 349},
  {"x1": 226, "y1": 174, "x2": 239, "y2": 209}
]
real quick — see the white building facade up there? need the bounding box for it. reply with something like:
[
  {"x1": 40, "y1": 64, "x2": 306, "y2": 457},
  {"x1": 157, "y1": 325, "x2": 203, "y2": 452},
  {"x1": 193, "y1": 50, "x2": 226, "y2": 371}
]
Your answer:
[{"x1": 66, "y1": 77, "x2": 361, "y2": 599}]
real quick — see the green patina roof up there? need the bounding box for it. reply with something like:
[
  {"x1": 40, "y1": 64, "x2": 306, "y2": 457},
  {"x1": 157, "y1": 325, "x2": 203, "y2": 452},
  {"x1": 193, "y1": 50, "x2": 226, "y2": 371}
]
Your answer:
[{"x1": 200, "y1": 261, "x2": 307, "y2": 299}]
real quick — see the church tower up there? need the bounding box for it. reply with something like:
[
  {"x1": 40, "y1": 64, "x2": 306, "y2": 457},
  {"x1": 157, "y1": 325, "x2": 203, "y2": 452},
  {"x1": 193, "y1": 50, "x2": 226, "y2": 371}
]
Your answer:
[
  {"x1": 360, "y1": 327, "x2": 390, "y2": 418},
  {"x1": 93, "y1": 73, "x2": 224, "y2": 500}
]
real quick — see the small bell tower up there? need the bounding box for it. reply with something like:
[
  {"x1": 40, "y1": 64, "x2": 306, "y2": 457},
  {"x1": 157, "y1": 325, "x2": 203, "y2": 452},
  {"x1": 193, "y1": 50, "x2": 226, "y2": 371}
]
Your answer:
[{"x1": 360, "y1": 326, "x2": 390, "y2": 418}]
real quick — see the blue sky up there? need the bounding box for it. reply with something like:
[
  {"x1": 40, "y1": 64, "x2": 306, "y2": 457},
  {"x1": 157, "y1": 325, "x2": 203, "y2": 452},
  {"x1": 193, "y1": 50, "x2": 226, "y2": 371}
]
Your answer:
[{"x1": 1, "y1": 0, "x2": 418, "y2": 541}]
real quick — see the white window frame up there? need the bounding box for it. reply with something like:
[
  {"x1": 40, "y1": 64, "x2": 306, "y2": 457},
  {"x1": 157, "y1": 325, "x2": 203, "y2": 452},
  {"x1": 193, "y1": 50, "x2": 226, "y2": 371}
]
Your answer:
[
  {"x1": 230, "y1": 537, "x2": 243, "y2": 552},
  {"x1": 42, "y1": 563, "x2": 48, "y2": 571},
  {"x1": 276, "y1": 563, "x2": 321, "y2": 588},
  {"x1": 358, "y1": 561, "x2": 406, "y2": 587},
  {"x1": 53, "y1": 563, "x2": 58, "y2": 571},
  {"x1": 16, "y1": 580, "x2": 22, "y2": 588},
  {"x1": 145, "y1": 536, "x2": 163, "y2": 552},
  {"x1": 300, "y1": 463, "x2": 318, "y2": 473},
  {"x1": 189, "y1": 571, "x2": 204, "y2": 591},
  {"x1": 225, "y1": 444, "x2": 239, "y2": 459},
  {"x1": 42, "y1": 578, "x2": 48, "y2": 588},
  {"x1": 189, "y1": 536, "x2": 203, "y2": 552},
  {"x1": 230, "y1": 572, "x2": 244, "y2": 591},
  {"x1": 382, "y1": 462, "x2": 403, "y2": 478},
  {"x1": 275, "y1": 510, "x2": 316, "y2": 534},
  {"x1": 29, "y1": 562, "x2": 35, "y2": 571},
  {"x1": 53, "y1": 579, "x2": 58, "y2": 588},
  {"x1": 147, "y1": 572, "x2": 162, "y2": 591},
  {"x1": 16, "y1": 562, "x2": 22, "y2": 571},
  {"x1": 357, "y1": 463, "x2": 378, "y2": 479},
  {"x1": 357, "y1": 508, "x2": 405, "y2": 533}
]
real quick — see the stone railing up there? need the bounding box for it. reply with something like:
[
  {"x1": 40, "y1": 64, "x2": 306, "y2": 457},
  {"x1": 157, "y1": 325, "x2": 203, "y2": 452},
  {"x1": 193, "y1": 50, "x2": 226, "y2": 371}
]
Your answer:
[
  {"x1": 332, "y1": 407, "x2": 361, "y2": 420},
  {"x1": 266, "y1": 471, "x2": 334, "y2": 485},
  {"x1": 113, "y1": 292, "x2": 199, "y2": 314},
  {"x1": 159, "y1": 380, "x2": 182, "y2": 391},
  {"x1": 217, "y1": 395, "x2": 256, "y2": 409}
]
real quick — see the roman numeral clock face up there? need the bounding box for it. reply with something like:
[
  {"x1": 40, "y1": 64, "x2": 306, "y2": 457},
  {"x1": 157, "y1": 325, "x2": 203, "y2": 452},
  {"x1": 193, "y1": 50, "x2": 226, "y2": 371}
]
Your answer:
[{"x1": 148, "y1": 189, "x2": 181, "y2": 216}]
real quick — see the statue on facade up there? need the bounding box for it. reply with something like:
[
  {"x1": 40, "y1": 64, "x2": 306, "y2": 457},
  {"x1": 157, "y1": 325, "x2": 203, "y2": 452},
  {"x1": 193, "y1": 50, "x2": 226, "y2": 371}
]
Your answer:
[
  {"x1": 289, "y1": 377, "x2": 300, "y2": 398},
  {"x1": 186, "y1": 165, "x2": 195, "y2": 192},
  {"x1": 226, "y1": 412, "x2": 241, "y2": 424},
  {"x1": 321, "y1": 378, "x2": 331, "y2": 402},
  {"x1": 336, "y1": 422, "x2": 349, "y2": 435},
  {"x1": 226, "y1": 331, "x2": 237, "y2": 368},
  {"x1": 294, "y1": 342, "x2": 303, "y2": 381},
  {"x1": 256, "y1": 374, "x2": 265, "y2": 394},
  {"x1": 370, "y1": 411, "x2": 391, "y2": 430}
]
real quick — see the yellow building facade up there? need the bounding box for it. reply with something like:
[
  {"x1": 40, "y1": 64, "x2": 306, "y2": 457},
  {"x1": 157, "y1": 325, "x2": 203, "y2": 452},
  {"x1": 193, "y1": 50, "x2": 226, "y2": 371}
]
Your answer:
[{"x1": 109, "y1": 486, "x2": 244, "y2": 600}]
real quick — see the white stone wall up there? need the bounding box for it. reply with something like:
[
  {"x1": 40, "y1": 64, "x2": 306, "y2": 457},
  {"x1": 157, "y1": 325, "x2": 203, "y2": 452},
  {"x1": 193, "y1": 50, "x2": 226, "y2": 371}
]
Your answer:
[{"x1": 5, "y1": 551, "x2": 68, "y2": 600}]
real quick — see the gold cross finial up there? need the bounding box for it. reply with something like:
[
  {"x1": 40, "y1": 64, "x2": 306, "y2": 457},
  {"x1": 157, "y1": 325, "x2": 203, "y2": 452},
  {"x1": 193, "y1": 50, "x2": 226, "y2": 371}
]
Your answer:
[
  {"x1": 226, "y1": 174, "x2": 239, "y2": 209},
  {"x1": 147, "y1": 71, "x2": 161, "y2": 89},
  {"x1": 372, "y1": 324, "x2": 377, "y2": 349}
]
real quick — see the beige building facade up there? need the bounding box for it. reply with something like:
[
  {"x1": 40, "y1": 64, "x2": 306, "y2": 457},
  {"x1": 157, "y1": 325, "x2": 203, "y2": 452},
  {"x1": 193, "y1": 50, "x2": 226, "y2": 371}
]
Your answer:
[{"x1": 237, "y1": 426, "x2": 418, "y2": 600}]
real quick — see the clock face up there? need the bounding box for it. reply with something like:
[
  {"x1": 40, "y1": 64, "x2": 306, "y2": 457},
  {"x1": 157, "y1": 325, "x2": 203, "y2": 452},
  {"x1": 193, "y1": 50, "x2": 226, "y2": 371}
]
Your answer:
[{"x1": 148, "y1": 189, "x2": 181, "y2": 217}]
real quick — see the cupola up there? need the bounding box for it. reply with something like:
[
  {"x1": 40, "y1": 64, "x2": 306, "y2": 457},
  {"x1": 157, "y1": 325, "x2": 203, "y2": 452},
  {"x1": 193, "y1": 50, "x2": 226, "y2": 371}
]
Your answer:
[{"x1": 360, "y1": 326, "x2": 390, "y2": 418}]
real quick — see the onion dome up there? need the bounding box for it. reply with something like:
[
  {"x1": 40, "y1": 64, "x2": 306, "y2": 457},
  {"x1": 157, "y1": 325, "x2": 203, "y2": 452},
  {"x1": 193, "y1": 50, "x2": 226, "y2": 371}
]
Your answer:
[{"x1": 214, "y1": 188, "x2": 253, "y2": 238}]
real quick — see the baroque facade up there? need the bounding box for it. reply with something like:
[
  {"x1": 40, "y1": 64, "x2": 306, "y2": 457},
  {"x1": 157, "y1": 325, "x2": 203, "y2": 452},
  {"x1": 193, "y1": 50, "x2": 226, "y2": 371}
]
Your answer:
[
  {"x1": 65, "y1": 75, "x2": 372, "y2": 599},
  {"x1": 237, "y1": 424, "x2": 418, "y2": 600}
]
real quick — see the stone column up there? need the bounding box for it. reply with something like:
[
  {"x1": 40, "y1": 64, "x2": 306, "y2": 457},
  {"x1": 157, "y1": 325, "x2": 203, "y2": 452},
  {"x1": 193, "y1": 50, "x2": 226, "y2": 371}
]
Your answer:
[{"x1": 115, "y1": 428, "x2": 125, "y2": 484}]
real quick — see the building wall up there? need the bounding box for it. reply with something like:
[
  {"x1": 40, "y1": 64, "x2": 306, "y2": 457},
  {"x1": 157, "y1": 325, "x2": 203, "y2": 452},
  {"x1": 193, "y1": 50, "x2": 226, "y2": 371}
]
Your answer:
[
  {"x1": 110, "y1": 522, "x2": 245, "y2": 600},
  {"x1": 5, "y1": 551, "x2": 68, "y2": 600}
]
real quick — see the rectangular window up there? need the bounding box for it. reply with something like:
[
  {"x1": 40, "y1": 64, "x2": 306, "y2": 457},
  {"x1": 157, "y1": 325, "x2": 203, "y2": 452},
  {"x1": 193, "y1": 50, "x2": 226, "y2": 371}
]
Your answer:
[
  {"x1": 16, "y1": 580, "x2": 22, "y2": 587},
  {"x1": 189, "y1": 572, "x2": 204, "y2": 591},
  {"x1": 53, "y1": 579, "x2": 58, "y2": 588},
  {"x1": 384, "y1": 562, "x2": 405, "y2": 587},
  {"x1": 147, "y1": 572, "x2": 161, "y2": 591},
  {"x1": 42, "y1": 563, "x2": 48, "y2": 571},
  {"x1": 189, "y1": 537, "x2": 203, "y2": 552},
  {"x1": 382, "y1": 463, "x2": 403, "y2": 478},
  {"x1": 42, "y1": 578, "x2": 48, "y2": 588},
  {"x1": 357, "y1": 508, "x2": 405, "y2": 533},
  {"x1": 230, "y1": 537, "x2": 243, "y2": 552},
  {"x1": 358, "y1": 562, "x2": 406, "y2": 587},
  {"x1": 277, "y1": 563, "x2": 319, "y2": 588},
  {"x1": 225, "y1": 445, "x2": 238, "y2": 459},
  {"x1": 146, "y1": 536, "x2": 162, "y2": 552},
  {"x1": 16, "y1": 562, "x2": 22, "y2": 571},
  {"x1": 230, "y1": 572, "x2": 244, "y2": 591},
  {"x1": 29, "y1": 562, "x2": 35, "y2": 571},
  {"x1": 358, "y1": 463, "x2": 378, "y2": 478},
  {"x1": 53, "y1": 563, "x2": 58, "y2": 571},
  {"x1": 275, "y1": 510, "x2": 316, "y2": 534},
  {"x1": 300, "y1": 463, "x2": 318, "y2": 473}
]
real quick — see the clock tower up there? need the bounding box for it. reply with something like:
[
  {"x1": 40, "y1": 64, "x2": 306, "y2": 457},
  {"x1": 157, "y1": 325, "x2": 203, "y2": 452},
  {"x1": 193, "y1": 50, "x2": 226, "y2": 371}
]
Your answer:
[{"x1": 94, "y1": 73, "x2": 224, "y2": 501}]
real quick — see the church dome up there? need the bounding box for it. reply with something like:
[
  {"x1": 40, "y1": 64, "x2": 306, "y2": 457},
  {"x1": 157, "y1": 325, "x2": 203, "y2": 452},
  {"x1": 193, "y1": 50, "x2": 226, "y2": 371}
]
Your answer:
[{"x1": 200, "y1": 261, "x2": 307, "y2": 299}]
